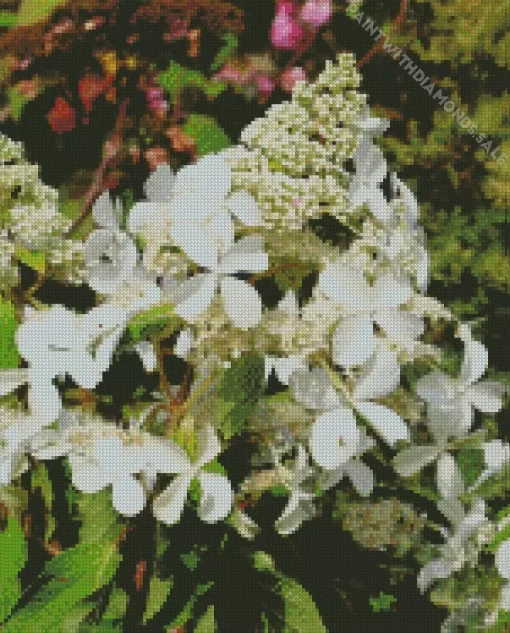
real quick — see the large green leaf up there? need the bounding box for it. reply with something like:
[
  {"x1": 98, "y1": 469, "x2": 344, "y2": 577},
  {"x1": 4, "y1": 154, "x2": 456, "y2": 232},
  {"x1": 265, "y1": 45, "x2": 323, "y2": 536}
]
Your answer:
[
  {"x1": 182, "y1": 114, "x2": 231, "y2": 157},
  {"x1": 126, "y1": 304, "x2": 182, "y2": 344},
  {"x1": 16, "y1": 0, "x2": 67, "y2": 26},
  {"x1": 0, "y1": 517, "x2": 27, "y2": 623},
  {"x1": 0, "y1": 297, "x2": 18, "y2": 369},
  {"x1": 280, "y1": 578, "x2": 327, "y2": 633},
  {"x1": 1, "y1": 489, "x2": 121, "y2": 633},
  {"x1": 215, "y1": 354, "x2": 265, "y2": 438}
]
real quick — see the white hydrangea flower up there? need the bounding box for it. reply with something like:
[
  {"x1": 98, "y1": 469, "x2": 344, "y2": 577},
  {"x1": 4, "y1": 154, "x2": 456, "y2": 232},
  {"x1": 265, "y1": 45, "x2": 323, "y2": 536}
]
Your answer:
[
  {"x1": 319, "y1": 262, "x2": 423, "y2": 368},
  {"x1": 170, "y1": 223, "x2": 268, "y2": 330},
  {"x1": 416, "y1": 328, "x2": 505, "y2": 442},
  {"x1": 83, "y1": 192, "x2": 138, "y2": 295},
  {"x1": 152, "y1": 425, "x2": 234, "y2": 525}
]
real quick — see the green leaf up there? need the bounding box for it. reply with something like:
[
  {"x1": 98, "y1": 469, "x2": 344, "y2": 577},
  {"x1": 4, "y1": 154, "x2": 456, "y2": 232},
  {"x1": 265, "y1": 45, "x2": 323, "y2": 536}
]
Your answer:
[
  {"x1": 0, "y1": 297, "x2": 18, "y2": 369},
  {"x1": 16, "y1": 247, "x2": 46, "y2": 273},
  {"x1": 166, "y1": 582, "x2": 213, "y2": 630},
  {"x1": 280, "y1": 578, "x2": 327, "y2": 633},
  {"x1": 194, "y1": 605, "x2": 216, "y2": 632},
  {"x1": 126, "y1": 304, "x2": 182, "y2": 344},
  {"x1": 182, "y1": 114, "x2": 231, "y2": 157},
  {"x1": 31, "y1": 463, "x2": 56, "y2": 545},
  {"x1": 369, "y1": 592, "x2": 397, "y2": 612},
  {"x1": 16, "y1": 0, "x2": 67, "y2": 26},
  {"x1": 7, "y1": 86, "x2": 31, "y2": 122},
  {"x1": 211, "y1": 33, "x2": 239, "y2": 71},
  {"x1": 0, "y1": 12, "x2": 17, "y2": 28},
  {"x1": 0, "y1": 517, "x2": 27, "y2": 622},
  {"x1": 1, "y1": 529, "x2": 121, "y2": 633},
  {"x1": 215, "y1": 354, "x2": 265, "y2": 438},
  {"x1": 143, "y1": 576, "x2": 173, "y2": 623}
]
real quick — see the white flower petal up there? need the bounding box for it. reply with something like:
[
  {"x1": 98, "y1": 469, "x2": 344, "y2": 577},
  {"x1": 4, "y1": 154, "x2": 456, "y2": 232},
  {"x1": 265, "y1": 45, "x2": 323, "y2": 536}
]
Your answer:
[
  {"x1": 417, "y1": 558, "x2": 453, "y2": 593},
  {"x1": 354, "y1": 346, "x2": 400, "y2": 401},
  {"x1": 173, "y1": 274, "x2": 217, "y2": 322},
  {"x1": 71, "y1": 463, "x2": 111, "y2": 493},
  {"x1": 318, "y1": 263, "x2": 372, "y2": 311},
  {"x1": 92, "y1": 191, "x2": 120, "y2": 228},
  {"x1": 112, "y1": 474, "x2": 146, "y2": 517},
  {"x1": 27, "y1": 368, "x2": 61, "y2": 424},
  {"x1": 332, "y1": 315, "x2": 375, "y2": 369},
  {"x1": 226, "y1": 190, "x2": 262, "y2": 226},
  {"x1": 153, "y1": 473, "x2": 193, "y2": 525},
  {"x1": 309, "y1": 407, "x2": 360, "y2": 470},
  {"x1": 197, "y1": 471, "x2": 234, "y2": 523},
  {"x1": 174, "y1": 329, "x2": 194, "y2": 360},
  {"x1": 436, "y1": 452, "x2": 464, "y2": 499},
  {"x1": 355, "y1": 401, "x2": 409, "y2": 446},
  {"x1": 145, "y1": 163, "x2": 175, "y2": 201},
  {"x1": 217, "y1": 235, "x2": 268, "y2": 275},
  {"x1": 288, "y1": 368, "x2": 341, "y2": 411},
  {"x1": 466, "y1": 381, "x2": 505, "y2": 413},
  {"x1": 500, "y1": 581, "x2": 510, "y2": 611},
  {"x1": 145, "y1": 437, "x2": 191, "y2": 474},
  {"x1": 459, "y1": 338, "x2": 488, "y2": 385},
  {"x1": 344, "y1": 460, "x2": 374, "y2": 497},
  {"x1": 496, "y1": 539, "x2": 510, "y2": 580},
  {"x1": 375, "y1": 310, "x2": 424, "y2": 344},
  {"x1": 393, "y1": 445, "x2": 439, "y2": 477},
  {"x1": 220, "y1": 277, "x2": 262, "y2": 330},
  {"x1": 195, "y1": 425, "x2": 221, "y2": 468},
  {"x1": 274, "y1": 492, "x2": 316, "y2": 535},
  {"x1": 134, "y1": 342, "x2": 157, "y2": 372},
  {"x1": 372, "y1": 273, "x2": 412, "y2": 309},
  {"x1": 170, "y1": 222, "x2": 219, "y2": 269},
  {"x1": 416, "y1": 371, "x2": 456, "y2": 408}
]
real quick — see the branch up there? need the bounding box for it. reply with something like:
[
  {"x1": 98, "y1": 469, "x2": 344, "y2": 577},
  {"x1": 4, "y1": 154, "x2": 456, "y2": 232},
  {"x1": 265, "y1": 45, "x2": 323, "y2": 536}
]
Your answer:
[
  {"x1": 64, "y1": 98, "x2": 129, "y2": 237},
  {"x1": 356, "y1": 0, "x2": 409, "y2": 69}
]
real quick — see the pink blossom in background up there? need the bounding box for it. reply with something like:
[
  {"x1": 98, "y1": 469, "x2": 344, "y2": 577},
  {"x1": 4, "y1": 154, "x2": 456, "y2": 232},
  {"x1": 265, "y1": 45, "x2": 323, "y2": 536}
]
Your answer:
[
  {"x1": 300, "y1": 0, "x2": 333, "y2": 27},
  {"x1": 280, "y1": 66, "x2": 307, "y2": 92},
  {"x1": 254, "y1": 73, "x2": 276, "y2": 99},
  {"x1": 270, "y1": 0, "x2": 304, "y2": 50}
]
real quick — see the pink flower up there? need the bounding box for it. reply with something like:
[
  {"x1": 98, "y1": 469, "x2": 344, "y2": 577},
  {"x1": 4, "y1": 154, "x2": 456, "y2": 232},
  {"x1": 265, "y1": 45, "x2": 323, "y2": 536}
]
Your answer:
[
  {"x1": 300, "y1": 0, "x2": 333, "y2": 27},
  {"x1": 270, "y1": 0, "x2": 304, "y2": 50},
  {"x1": 280, "y1": 66, "x2": 307, "y2": 92},
  {"x1": 254, "y1": 73, "x2": 276, "y2": 99},
  {"x1": 213, "y1": 65, "x2": 244, "y2": 84}
]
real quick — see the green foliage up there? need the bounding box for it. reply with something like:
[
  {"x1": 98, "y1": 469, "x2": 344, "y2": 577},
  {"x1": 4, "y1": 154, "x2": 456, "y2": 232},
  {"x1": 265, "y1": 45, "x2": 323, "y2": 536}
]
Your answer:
[
  {"x1": 0, "y1": 296, "x2": 18, "y2": 369},
  {"x1": 211, "y1": 33, "x2": 239, "y2": 71},
  {"x1": 126, "y1": 304, "x2": 182, "y2": 344},
  {"x1": 16, "y1": 247, "x2": 46, "y2": 274},
  {"x1": 16, "y1": 0, "x2": 67, "y2": 26},
  {"x1": 0, "y1": 516, "x2": 27, "y2": 623},
  {"x1": 158, "y1": 61, "x2": 227, "y2": 105},
  {"x1": 280, "y1": 577, "x2": 327, "y2": 633},
  {"x1": 194, "y1": 605, "x2": 216, "y2": 632},
  {"x1": 142, "y1": 577, "x2": 172, "y2": 624},
  {"x1": 0, "y1": 12, "x2": 17, "y2": 28},
  {"x1": 215, "y1": 353, "x2": 265, "y2": 438},
  {"x1": 183, "y1": 114, "x2": 231, "y2": 157},
  {"x1": 369, "y1": 592, "x2": 397, "y2": 612}
]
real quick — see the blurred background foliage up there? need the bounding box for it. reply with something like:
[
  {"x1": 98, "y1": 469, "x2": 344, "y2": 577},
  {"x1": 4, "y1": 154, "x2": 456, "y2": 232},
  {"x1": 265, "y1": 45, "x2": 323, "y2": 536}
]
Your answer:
[{"x1": 0, "y1": 1, "x2": 509, "y2": 631}]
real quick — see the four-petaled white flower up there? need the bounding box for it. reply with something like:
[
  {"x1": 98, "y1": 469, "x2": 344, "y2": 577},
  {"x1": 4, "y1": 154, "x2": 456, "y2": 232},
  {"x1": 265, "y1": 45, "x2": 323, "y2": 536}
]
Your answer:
[
  {"x1": 416, "y1": 328, "x2": 505, "y2": 442},
  {"x1": 0, "y1": 304, "x2": 127, "y2": 423},
  {"x1": 318, "y1": 263, "x2": 423, "y2": 368},
  {"x1": 84, "y1": 192, "x2": 138, "y2": 295},
  {"x1": 32, "y1": 416, "x2": 191, "y2": 517},
  {"x1": 170, "y1": 224, "x2": 268, "y2": 329},
  {"x1": 153, "y1": 425, "x2": 234, "y2": 525},
  {"x1": 274, "y1": 445, "x2": 317, "y2": 535}
]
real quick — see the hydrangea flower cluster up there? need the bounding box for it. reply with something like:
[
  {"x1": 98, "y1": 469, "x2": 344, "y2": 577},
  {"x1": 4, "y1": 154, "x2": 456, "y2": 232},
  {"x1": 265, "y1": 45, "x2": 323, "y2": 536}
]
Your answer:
[
  {"x1": 0, "y1": 135, "x2": 81, "y2": 289},
  {"x1": 0, "y1": 54, "x2": 509, "y2": 628}
]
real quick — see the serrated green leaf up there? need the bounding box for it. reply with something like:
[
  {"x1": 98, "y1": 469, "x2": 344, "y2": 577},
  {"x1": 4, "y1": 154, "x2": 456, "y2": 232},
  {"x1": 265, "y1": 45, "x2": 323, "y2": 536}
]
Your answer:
[
  {"x1": 0, "y1": 296, "x2": 18, "y2": 369},
  {"x1": 280, "y1": 578, "x2": 327, "y2": 633},
  {"x1": 182, "y1": 114, "x2": 231, "y2": 157},
  {"x1": 215, "y1": 354, "x2": 265, "y2": 439},
  {"x1": 77, "y1": 488, "x2": 119, "y2": 545},
  {"x1": 0, "y1": 517, "x2": 27, "y2": 622}
]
